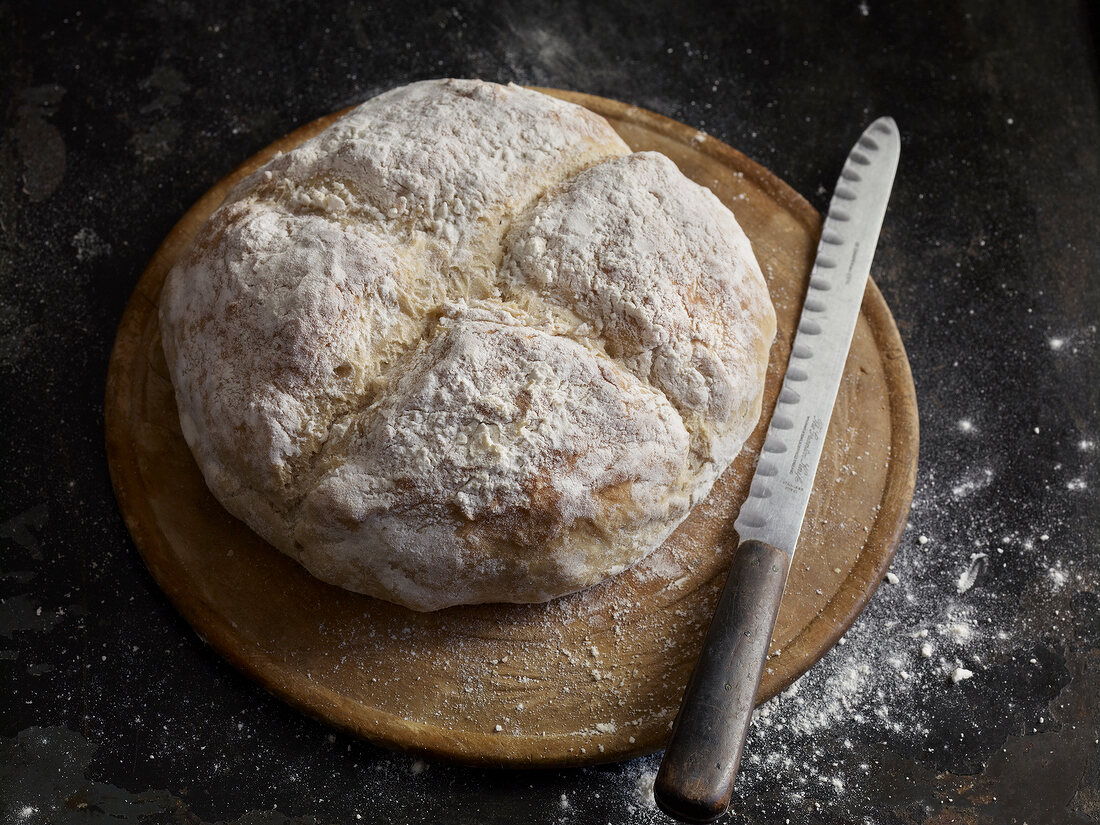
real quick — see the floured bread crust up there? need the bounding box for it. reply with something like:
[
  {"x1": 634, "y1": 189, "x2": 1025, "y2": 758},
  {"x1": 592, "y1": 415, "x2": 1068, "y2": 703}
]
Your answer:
[{"x1": 160, "y1": 79, "x2": 776, "y2": 611}]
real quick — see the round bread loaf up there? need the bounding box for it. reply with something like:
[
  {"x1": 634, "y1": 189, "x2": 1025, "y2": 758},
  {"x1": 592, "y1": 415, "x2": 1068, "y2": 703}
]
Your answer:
[{"x1": 160, "y1": 79, "x2": 776, "y2": 611}]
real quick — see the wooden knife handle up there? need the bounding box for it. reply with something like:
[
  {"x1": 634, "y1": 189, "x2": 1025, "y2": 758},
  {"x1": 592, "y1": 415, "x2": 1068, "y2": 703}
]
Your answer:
[{"x1": 654, "y1": 539, "x2": 791, "y2": 823}]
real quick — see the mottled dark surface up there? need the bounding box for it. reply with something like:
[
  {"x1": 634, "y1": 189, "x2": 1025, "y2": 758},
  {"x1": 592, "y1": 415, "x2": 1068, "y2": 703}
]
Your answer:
[{"x1": 2, "y1": 1, "x2": 1098, "y2": 823}]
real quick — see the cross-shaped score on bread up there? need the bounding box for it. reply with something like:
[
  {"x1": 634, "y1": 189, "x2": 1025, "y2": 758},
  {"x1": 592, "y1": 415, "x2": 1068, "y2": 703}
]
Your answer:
[{"x1": 159, "y1": 78, "x2": 776, "y2": 612}]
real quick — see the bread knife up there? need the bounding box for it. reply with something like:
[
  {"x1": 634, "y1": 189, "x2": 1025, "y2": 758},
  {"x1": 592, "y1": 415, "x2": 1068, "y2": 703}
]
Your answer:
[{"x1": 654, "y1": 117, "x2": 901, "y2": 823}]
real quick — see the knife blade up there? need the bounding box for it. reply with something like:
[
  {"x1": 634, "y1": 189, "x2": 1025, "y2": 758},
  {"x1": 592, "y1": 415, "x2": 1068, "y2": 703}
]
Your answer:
[{"x1": 654, "y1": 117, "x2": 901, "y2": 824}]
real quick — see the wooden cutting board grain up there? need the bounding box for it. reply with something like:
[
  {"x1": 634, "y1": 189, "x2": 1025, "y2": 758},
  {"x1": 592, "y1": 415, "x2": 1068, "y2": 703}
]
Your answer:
[{"x1": 104, "y1": 88, "x2": 918, "y2": 767}]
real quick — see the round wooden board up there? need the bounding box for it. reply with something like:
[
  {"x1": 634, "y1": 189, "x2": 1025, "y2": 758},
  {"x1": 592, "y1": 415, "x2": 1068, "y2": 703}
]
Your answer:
[{"x1": 105, "y1": 88, "x2": 918, "y2": 768}]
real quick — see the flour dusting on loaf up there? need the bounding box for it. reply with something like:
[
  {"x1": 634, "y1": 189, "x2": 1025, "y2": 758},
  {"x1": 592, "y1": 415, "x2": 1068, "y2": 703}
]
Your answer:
[{"x1": 160, "y1": 79, "x2": 776, "y2": 610}]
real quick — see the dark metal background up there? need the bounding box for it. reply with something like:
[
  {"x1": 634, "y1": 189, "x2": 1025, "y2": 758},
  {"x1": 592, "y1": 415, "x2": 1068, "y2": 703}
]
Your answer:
[{"x1": 2, "y1": 2, "x2": 1097, "y2": 823}]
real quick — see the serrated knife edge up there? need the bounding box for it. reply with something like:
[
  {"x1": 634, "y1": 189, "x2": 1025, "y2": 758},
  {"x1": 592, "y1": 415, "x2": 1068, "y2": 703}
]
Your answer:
[{"x1": 733, "y1": 116, "x2": 900, "y2": 556}]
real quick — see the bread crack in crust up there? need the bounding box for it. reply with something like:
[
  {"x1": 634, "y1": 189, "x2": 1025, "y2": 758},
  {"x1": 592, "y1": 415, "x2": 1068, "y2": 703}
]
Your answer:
[{"x1": 160, "y1": 79, "x2": 776, "y2": 611}]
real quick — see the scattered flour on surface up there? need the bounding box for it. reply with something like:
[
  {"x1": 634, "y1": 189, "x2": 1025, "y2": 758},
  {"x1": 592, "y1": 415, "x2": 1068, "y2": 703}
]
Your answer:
[
  {"x1": 634, "y1": 769, "x2": 657, "y2": 809},
  {"x1": 950, "y1": 667, "x2": 974, "y2": 684},
  {"x1": 956, "y1": 553, "x2": 989, "y2": 594},
  {"x1": 71, "y1": 227, "x2": 111, "y2": 262},
  {"x1": 951, "y1": 469, "x2": 994, "y2": 498}
]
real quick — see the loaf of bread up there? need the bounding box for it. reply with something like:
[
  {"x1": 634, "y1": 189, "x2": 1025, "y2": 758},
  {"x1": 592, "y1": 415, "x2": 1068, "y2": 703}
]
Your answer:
[{"x1": 160, "y1": 79, "x2": 776, "y2": 611}]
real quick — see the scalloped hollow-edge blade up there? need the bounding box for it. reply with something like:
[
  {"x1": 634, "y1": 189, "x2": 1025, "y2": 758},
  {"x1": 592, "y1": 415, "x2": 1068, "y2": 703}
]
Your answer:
[{"x1": 733, "y1": 117, "x2": 900, "y2": 558}]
